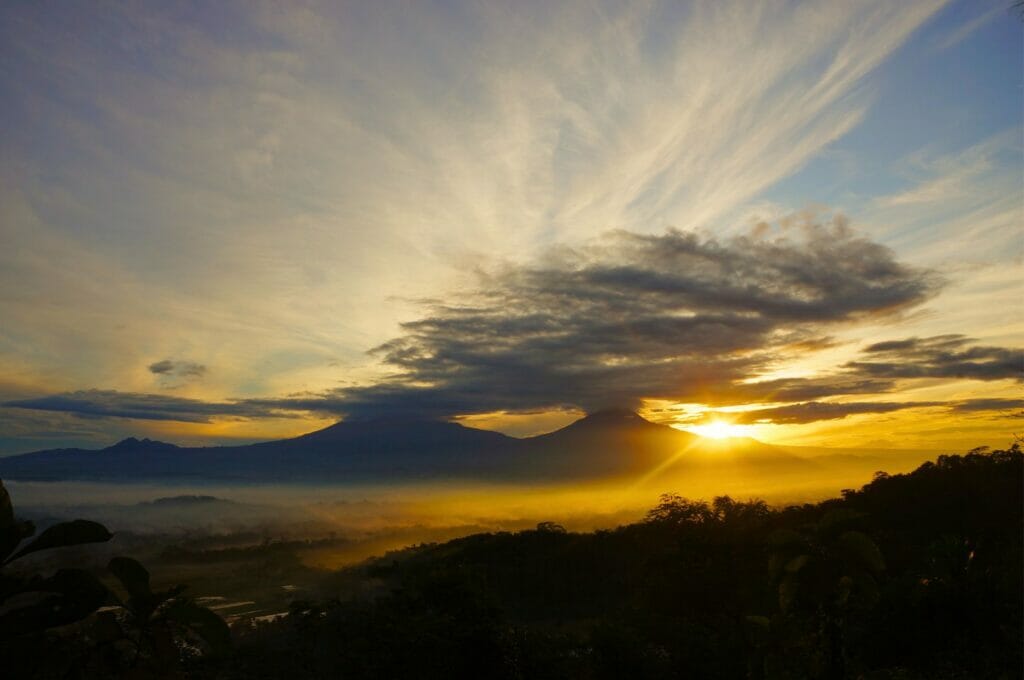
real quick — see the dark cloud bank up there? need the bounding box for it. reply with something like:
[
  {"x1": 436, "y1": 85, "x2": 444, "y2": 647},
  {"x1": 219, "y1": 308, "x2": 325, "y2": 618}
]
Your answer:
[
  {"x1": 5, "y1": 221, "x2": 1021, "y2": 427},
  {"x1": 692, "y1": 401, "x2": 945, "y2": 426},
  {"x1": 846, "y1": 335, "x2": 1021, "y2": 381},
  {"x1": 4, "y1": 390, "x2": 283, "y2": 423}
]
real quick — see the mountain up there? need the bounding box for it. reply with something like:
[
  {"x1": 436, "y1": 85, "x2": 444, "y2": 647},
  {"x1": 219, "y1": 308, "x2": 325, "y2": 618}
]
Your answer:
[
  {"x1": 0, "y1": 410, "x2": 806, "y2": 483},
  {"x1": 0, "y1": 419, "x2": 517, "y2": 482},
  {"x1": 142, "y1": 494, "x2": 227, "y2": 507},
  {"x1": 0, "y1": 437, "x2": 189, "y2": 480},
  {"x1": 227, "y1": 418, "x2": 520, "y2": 481},
  {"x1": 516, "y1": 409, "x2": 703, "y2": 478}
]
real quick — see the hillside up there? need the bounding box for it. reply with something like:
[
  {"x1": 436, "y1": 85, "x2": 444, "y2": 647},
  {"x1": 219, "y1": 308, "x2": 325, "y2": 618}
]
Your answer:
[
  {"x1": 2, "y1": 445, "x2": 1020, "y2": 679},
  {"x1": 219, "y1": 444, "x2": 1023, "y2": 679}
]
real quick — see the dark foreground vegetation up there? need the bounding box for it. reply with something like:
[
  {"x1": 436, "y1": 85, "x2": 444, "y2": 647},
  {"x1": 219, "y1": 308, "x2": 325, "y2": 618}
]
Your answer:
[{"x1": 3, "y1": 445, "x2": 1021, "y2": 679}]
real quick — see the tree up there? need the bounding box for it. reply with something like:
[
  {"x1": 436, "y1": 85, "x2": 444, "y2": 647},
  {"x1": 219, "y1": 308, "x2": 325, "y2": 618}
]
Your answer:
[{"x1": 762, "y1": 509, "x2": 885, "y2": 678}]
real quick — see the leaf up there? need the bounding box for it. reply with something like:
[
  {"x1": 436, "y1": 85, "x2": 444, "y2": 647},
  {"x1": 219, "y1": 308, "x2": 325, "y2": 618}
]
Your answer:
[
  {"x1": 93, "y1": 610, "x2": 123, "y2": 643},
  {"x1": 0, "y1": 593, "x2": 63, "y2": 639},
  {"x1": 851, "y1": 571, "x2": 881, "y2": 609},
  {"x1": 838, "y1": 531, "x2": 885, "y2": 573},
  {"x1": 139, "y1": 583, "x2": 188, "y2": 617},
  {"x1": 153, "y1": 584, "x2": 187, "y2": 608},
  {"x1": 162, "y1": 599, "x2": 231, "y2": 655},
  {"x1": 108, "y1": 556, "x2": 152, "y2": 602},
  {"x1": 778, "y1": 575, "x2": 799, "y2": 613},
  {"x1": 766, "y1": 529, "x2": 803, "y2": 548},
  {"x1": 743, "y1": 615, "x2": 771, "y2": 647},
  {"x1": 816, "y1": 509, "x2": 865, "y2": 537},
  {"x1": 5, "y1": 520, "x2": 112, "y2": 563},
  {"x1": 836, "y1": 575, "x2": 853, "y2": 607},
  {"x1": 784, "y1": 554, "x2": 810, "y2": 574},
  {"x1": 744, "y1": 615, "x2": 770, "y2": 630},
  {"x1": 40, "y1": 568, "x2": 111, "y2": 607},
  {"x1": 0, "y1": 479, "x2": 36, "y2": 564},
  {"x1": 0, "y1": 519, "x2": 35, "y2": 565},
  {"x1": 0, "y1": 480, "x2": 13, "y2": 527},
  {"x1": 0, "y1": 569, "x2": 110, "y2": 639},
  {"x1": 767, "y1": 553, "x2": 787, "y2": 580},
  {"x1": 123, "y1": 668, "x2": 159, "y2": 680},
  {"x1": 151, "y1": 625, "x2": 179, "y2": 664}
]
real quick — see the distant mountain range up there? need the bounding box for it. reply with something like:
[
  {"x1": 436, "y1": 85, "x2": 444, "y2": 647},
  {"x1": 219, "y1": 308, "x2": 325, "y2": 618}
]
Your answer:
[{"x1": 0, "y1": 409, "x2": 818, "y2": 483}]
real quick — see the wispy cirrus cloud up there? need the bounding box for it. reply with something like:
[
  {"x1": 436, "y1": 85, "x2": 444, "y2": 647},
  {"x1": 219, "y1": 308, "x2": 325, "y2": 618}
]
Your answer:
[
  {"x1": 866, "y1": 129, "x2": 1022, "y2": 271},
  {"x1": 935, "y1": 4, "x2": 1006, "y2": 51},
  {"x1": 874, "y1": 130, "x2": 1016, "y2": 210},
  {"x1": 0, "y1": 0, "x2": 947, "y2": 404}
]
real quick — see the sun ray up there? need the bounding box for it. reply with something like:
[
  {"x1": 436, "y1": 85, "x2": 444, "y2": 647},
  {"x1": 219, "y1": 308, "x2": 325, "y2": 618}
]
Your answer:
[{"x1": 688, "y1": 420, "x2": 748, "y2": 440}]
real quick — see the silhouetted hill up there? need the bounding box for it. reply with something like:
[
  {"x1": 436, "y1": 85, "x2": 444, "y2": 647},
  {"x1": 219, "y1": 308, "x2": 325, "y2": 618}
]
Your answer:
[
  {"x1": 219, "y1": 446, "x2": 1022, "y2": 680},
  {"x1": 143, "y1": 494, "x2": 224, "y2": 507},
  {"x1": 519, "y1": 408, "x2": 809, "y2": 478},
  {"x1": 0, "y1": 437, "x2": 190, "y2": 480},
  {"x1": 254, "y1": 417, "x2": 518, "y2": 477},
  {"x1": 515, "y1": 408, "x2": 695, "y2": 477},
  {"x1": 0, "y1": 410, "x2": 807, "y2": 483},
  {"x1": 107, "y1": 437, "x2": 180, "y2": 453}
]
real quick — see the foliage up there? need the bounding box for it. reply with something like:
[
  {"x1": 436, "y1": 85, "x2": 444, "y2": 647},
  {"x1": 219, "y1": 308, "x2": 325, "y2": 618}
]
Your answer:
[
  {"x1": 0, "y1": 478, "x2": 230, "y2": 679},
  {"x1": 213, "y1": 444, "x2": 1021, "y2": 680},
  {"x1": 0, "y1": 479, "x2": 113, "y2": 642},
  {"x1": 75, "y1": 556, "x2": 231, "y2": 678},
  {"x1": 5, "y1": 445, "x2": 1023, "y2": 678}
]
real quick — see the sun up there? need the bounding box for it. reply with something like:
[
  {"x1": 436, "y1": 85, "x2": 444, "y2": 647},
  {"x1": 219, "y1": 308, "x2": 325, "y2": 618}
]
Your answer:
[{"x1": 689, "y1": 419, "x2": 745, "y2": 440}]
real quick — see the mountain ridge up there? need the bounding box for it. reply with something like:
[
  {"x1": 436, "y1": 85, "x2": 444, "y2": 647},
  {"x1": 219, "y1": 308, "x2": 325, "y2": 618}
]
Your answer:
[{"x1": 0, "y1": 409, "x2": 803, "y2": 483}]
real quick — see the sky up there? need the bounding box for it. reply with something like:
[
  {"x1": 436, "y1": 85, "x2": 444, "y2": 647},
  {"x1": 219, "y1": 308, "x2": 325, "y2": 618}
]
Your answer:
[{"x1": 0, "y1": 0, "x2": 1021, "y2": 455}]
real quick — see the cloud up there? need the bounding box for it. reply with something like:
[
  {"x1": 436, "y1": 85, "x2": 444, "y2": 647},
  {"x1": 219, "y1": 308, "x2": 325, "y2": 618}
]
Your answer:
[
  {"x1": 726, "y1": 376, "x2": 899, "y2": 404},
  {"x1": 935, "y1": 5, "x2": 1005, "y2": 51},
  {"x1": 148, "y1": 359, "x2": 207, "y2": 379},
  {"x1": 0, "y1": 0, "x2": 947, "y2": 411},
  {"x1": 875, "y1": 156, "x2": 989, "y2": 208},
  {"x1": 874, "y1": 131, "x2": 1016, "y2": 211},
  {"x1": 947, "y1": 398, "x2": 1024, "y2": 420},
  {"x1": 845, "y1": 335, "x2": 1023, "y2": 382},
  {"x1": 867, "y1": 129, "x2": 1022, "y2": 266},
  {"x1": 686, "y1": 394, "x2": 1024, "y2": 427},
  {"x1": 148, "y1": 361, "x2": 174, "y2": 374},
  {"x1": 693, "y1": 401, "x2": 944, "y2": 425},
  {"x1": 3, "y1": 390, "x2": 286, "y2": 423},
  {"x1": 8, "y1": 221, "x2": 1019, "y2": 429},
  {"x1": 256, "y1": 218, "x2": 940, "y2": 418},
  {"x1": 1, "y1": 0, "x2": 994, "y2": 447}
]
